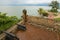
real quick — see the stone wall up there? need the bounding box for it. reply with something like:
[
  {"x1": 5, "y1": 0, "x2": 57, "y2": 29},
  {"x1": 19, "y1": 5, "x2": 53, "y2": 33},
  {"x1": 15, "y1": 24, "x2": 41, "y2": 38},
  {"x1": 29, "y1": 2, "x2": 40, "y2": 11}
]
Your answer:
[
  {"x1": 26, "y1": 16, "x2": 60, "y2": 40},
  {"x1": 0, "y1": 21, "x2": 23, "y2": 40},
  {"x1": 27, "y1": 16, "x2": 56, "y2": 27}
]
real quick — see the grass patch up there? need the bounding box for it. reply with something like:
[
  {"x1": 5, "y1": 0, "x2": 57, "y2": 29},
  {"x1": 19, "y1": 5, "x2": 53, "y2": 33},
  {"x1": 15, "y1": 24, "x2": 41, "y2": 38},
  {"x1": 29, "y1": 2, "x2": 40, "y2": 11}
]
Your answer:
[{"x1": 54, "y1": 18, "x2": 60, "y2": 21}]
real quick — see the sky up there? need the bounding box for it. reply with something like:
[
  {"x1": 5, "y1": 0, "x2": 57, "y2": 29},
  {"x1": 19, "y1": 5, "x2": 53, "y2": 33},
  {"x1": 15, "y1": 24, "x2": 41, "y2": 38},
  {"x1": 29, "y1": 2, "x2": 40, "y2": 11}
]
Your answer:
[{"x1": 0, "y1": 0, "x2": 60, "y2": 6}]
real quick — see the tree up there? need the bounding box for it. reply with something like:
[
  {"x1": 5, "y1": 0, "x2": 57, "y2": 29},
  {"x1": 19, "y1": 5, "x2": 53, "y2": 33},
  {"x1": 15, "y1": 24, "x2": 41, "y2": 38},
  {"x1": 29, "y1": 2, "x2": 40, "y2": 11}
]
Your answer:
[{"x1": 49, "y1": 1, "x2": 59, "y2": 13}]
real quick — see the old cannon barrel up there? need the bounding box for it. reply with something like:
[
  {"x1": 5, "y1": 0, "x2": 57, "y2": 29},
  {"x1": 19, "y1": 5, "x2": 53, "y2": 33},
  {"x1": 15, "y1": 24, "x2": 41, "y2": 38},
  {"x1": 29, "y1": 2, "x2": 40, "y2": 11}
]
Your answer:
[
  {"x1": 0, "y1": 31, "x2": 19, "y2": 40},
  {"x1": 17, "y1": 24, "x2": 26, "y2": 31}
]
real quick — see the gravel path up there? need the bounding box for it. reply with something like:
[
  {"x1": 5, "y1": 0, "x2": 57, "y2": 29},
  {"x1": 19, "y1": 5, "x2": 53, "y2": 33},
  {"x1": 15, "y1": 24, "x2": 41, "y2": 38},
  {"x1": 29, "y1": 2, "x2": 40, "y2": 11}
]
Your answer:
[{"x1": 16, "y1": 23, "x2": 59, "y2": 40}]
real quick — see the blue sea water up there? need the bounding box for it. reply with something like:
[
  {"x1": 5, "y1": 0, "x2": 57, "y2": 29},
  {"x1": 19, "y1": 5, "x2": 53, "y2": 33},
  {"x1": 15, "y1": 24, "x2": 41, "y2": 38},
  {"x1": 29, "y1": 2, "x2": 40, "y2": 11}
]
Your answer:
[{"x1": 0, "y1": 6, "x2": 51, "y2": 18}]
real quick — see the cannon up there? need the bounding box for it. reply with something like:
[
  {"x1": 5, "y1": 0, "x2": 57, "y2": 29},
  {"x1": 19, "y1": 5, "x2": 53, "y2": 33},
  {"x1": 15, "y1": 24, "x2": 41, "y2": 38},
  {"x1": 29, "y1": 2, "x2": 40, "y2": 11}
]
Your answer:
[
  {"x1": 0, "y1": 31, "x2": 19, "y2": 40},
  {"x1": 17, "y1": 24, "x2": 26, "y2": 31}
]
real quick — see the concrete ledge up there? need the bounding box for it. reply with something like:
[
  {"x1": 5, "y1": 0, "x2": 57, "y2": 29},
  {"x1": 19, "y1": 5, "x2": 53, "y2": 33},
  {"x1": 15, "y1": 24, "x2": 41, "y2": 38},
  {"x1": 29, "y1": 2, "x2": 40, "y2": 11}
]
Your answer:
[{"x1": 0, "y1": 21, "x2": 23, "y2": 40}]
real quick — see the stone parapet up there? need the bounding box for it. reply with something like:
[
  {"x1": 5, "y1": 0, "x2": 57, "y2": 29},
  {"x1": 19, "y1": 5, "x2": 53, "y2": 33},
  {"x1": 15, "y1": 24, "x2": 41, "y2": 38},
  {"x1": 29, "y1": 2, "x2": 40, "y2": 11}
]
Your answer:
[{"x1": 0, "y1": 21, "x2": 23, "y2": 40}]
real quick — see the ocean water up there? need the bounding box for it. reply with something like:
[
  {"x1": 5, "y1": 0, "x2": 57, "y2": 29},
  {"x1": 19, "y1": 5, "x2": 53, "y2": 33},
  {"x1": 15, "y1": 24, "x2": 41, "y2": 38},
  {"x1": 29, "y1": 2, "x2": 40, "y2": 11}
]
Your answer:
[{"x1": 0, "y1": 6, "x2": 51, "y2": 18}]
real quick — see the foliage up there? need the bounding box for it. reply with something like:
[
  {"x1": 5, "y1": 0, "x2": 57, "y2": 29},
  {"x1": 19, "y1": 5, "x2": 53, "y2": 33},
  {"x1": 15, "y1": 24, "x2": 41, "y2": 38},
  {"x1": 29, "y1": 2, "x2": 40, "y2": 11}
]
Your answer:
[
  {"x1": 54, "y1": 18, "x2": 60, "y2": 21},
  {"x1": 42, "y1": 12, "x2": 48, "y2": 17},
  {"x1": 38, "y1": 8, "x2": 43, "y2": 14},
  {"x1": 53, "y1": 13, "x2": 58, "y2": 16},
  {"x1": 49, "y1": 1, "x2": 59, "y2": 13},
  {"x1": 0, "y1": 12, "x2": 19, "y2": 33},
  {"x1": 38, "y1": 8, "x2": 48, "y2": 17}
]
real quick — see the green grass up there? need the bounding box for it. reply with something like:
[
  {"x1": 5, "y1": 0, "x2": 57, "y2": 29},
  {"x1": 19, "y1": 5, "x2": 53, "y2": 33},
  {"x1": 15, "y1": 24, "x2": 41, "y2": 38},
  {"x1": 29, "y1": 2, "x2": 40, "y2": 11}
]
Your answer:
[{"x1": 54, "y1": 18, "x2": 60, "y2": 21}]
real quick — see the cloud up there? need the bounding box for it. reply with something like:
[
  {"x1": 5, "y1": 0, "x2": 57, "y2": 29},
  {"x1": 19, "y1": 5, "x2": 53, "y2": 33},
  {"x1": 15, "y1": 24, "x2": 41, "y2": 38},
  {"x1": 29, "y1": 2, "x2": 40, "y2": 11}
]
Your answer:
[
  {"x1": 0, "y1": 0, "x2": 17, "y2": 5},
  {"x1": 17, "y1": 0, "x2": 52, "y2": 4},
  {"x1": 25, "y1": 0, "x2": 52, "y2": 4},
  {"x1": 16, "y1": 0, "x2": 60, "y2": 4},
  {"x1": 0, "y1": 0, "x2": 60, "y2": 6}
]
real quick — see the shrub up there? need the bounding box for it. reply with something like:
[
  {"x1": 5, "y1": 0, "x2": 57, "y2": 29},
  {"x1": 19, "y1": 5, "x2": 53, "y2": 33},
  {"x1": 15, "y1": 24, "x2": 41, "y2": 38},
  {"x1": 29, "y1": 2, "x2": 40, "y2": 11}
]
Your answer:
[
  {"x1": 42, "y1": 12, "x2": 48, "y2": 17},
  {"x1": 38, "y1": 8, "x2": 48, "y2": 17},
  {"x1": 0, "y1": 12, "x2": 20, "y2": 34}
]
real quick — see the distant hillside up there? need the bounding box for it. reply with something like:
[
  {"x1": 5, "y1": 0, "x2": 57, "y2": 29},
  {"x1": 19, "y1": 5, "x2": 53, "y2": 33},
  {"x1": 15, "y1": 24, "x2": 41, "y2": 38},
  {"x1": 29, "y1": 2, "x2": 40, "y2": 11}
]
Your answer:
[
  {"x1": 18, "y1": 3, "x2": 49, "y2": 6},
  {"x1": 19, "y1": 3, "x2": 60, "y2": 6},
  {"x1": 1, "y1": 3, "x2": 60, "y2": 6},
  {"x1": 5, "y1": 3, "x2": 49, "y2": 6}
]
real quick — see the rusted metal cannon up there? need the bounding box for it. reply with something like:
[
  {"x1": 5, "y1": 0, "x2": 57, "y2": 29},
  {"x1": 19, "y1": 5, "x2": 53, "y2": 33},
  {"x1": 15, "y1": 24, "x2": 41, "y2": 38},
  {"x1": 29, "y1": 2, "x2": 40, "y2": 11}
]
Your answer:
[
  {"x1": 0, "y1": 31, "x2": 19, "y2": 40},
  {"x1": 17, "y1": 24, "x2": 26, "y2": 31}
]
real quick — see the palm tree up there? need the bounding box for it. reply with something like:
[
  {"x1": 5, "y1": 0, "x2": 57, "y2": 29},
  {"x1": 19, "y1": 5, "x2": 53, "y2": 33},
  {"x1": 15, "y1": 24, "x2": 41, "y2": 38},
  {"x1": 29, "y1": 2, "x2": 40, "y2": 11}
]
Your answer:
[{"x1": 49, "y1": 1, "x2": 59, "y2": 12}]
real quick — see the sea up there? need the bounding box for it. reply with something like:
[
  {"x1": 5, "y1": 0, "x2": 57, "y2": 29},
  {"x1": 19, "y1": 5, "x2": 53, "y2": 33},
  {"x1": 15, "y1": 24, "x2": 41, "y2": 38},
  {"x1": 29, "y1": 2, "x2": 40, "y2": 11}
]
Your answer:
[{"x1": 0, "y1": 6, "x2": 53, "y2": 19}]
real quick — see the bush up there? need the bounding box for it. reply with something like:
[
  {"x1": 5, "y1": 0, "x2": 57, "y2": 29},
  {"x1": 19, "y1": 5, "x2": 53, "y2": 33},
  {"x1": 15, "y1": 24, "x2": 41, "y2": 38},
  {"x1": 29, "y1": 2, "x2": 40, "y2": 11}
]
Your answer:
[
  {"x1": 53, "y1": 13, "x2": 57, "y2": 16},
  {"x1": 42, "y1": 12, "x2": 48, "y2": 17},
  {"x1": 38, "y1": 8, "x2": 48, "y2": 17},
  {"x1": 0, "y1": 12, "x2": 20, "y2": 34},
  {"x1": 50, "y1": 9, "x2": 58, "y2": 13}
]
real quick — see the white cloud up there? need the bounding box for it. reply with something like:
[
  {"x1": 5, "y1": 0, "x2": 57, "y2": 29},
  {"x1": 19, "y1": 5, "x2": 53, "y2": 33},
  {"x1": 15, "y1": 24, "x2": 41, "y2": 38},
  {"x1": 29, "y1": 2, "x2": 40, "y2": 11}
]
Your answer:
[
  {"x1": 25, "y1": 0, "x2": 52, "y2": 4},
  {"x1": 17, "y1": 0, "x2": 52, "y2": 4},
  {"x1": 0, "y1": 0, "x2": 60, "y2": 5},
  {"x1": 16, "y1": 0, "x2": 60, "y2": 4},
  {"x1": 0, "y1": 0, "x2": 17, "y2": 4}
]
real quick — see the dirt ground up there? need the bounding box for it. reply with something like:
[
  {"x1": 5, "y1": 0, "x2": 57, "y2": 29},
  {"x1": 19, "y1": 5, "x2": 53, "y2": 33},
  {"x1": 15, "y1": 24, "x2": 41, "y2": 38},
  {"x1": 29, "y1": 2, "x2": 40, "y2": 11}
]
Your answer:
[{"x1": 16, "y1": 23, "x2": 59, "y2": 40}]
